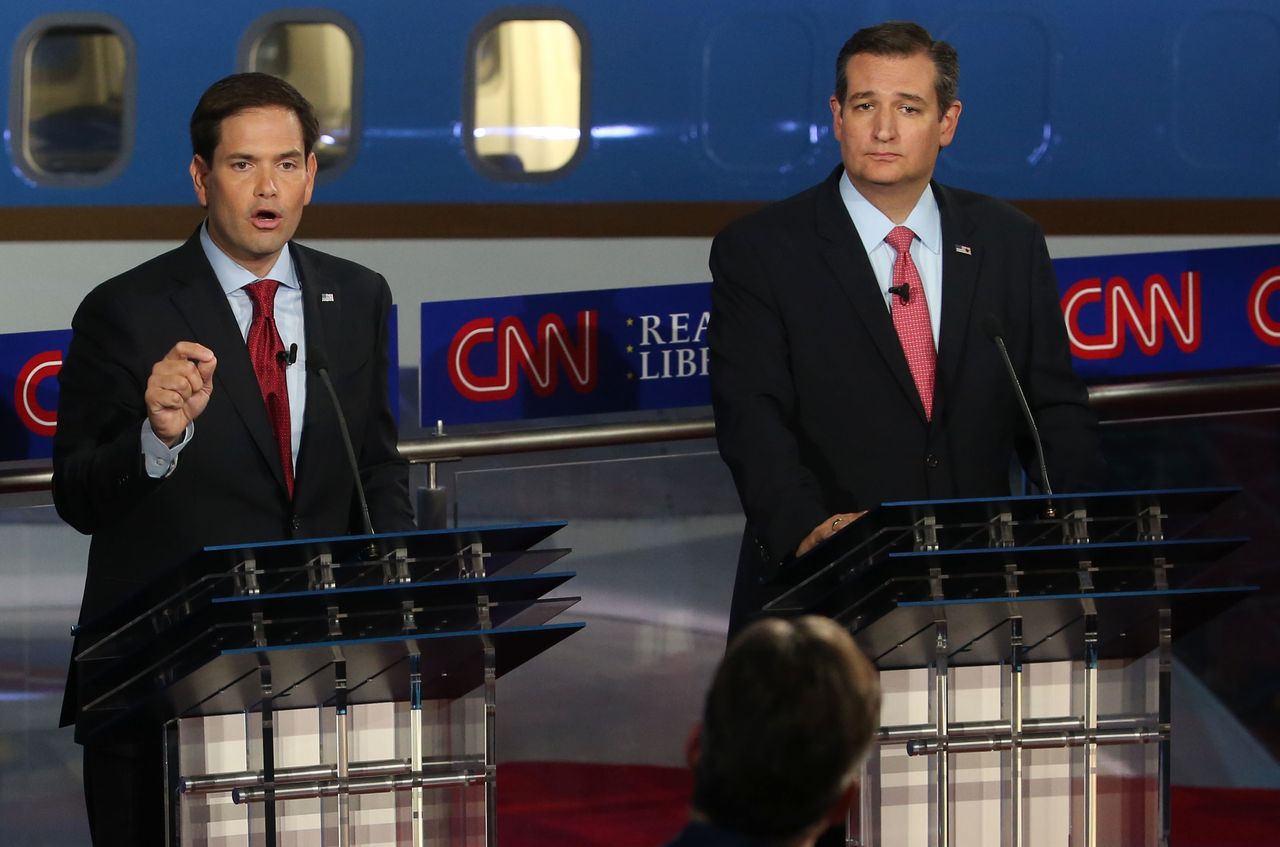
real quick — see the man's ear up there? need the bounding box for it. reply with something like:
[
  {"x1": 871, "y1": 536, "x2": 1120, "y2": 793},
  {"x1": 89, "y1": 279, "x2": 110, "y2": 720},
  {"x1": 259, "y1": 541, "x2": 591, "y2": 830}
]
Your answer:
[
  {"x1": 685, "y1": 722, "x2": 703, "y2": 770},
  {"x1": 302, "y1": 151, "x2": 317, "y2": 206},
  {"x1": 190, "y1": 156, "x2": 210, "y2": 208},
  {"x1": 938, "y1": 98, "x2": 963, "y2": 148}
]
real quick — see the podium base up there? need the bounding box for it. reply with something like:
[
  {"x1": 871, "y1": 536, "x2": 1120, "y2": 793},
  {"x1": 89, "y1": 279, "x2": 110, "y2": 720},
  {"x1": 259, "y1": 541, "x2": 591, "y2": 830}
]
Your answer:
[{"x1": 172, "y1": 698, "x2": 490, "y2": 847}]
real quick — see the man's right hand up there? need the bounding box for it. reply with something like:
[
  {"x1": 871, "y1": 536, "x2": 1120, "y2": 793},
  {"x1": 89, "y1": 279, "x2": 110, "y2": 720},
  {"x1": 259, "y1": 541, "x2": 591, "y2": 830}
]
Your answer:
[
  {"x1": 145, "y1": 342, "x2": 217, "y2": 445},
  {"x1": 796, "y1": 511, "x2": 866, "y2": 558}
]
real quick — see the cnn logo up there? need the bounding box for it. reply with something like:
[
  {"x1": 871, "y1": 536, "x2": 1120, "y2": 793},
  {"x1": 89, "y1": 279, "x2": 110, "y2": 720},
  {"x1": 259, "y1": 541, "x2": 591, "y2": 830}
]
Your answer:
[{"x1": 448, "y1": 311, "x2": 597, "y2": 402}]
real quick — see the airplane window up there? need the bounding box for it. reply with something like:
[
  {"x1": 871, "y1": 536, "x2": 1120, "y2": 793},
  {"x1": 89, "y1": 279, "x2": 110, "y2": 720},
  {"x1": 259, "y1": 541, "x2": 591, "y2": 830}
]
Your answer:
[
  {"x1": 13, "y1": 18, "x2": 133, "y2": 183},
  {"x1": 243, "y1": 19, "x2": 357, "y2": 174},
  {"x1": 469, "y1": 16, "x2": 585, "y2": 178}
]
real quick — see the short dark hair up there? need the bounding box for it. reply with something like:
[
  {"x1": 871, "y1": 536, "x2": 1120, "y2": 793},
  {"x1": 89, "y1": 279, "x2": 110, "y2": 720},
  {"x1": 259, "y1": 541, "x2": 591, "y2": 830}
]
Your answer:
[
  {"x1": 189, "y1": 72, "x2": 319, "y2": 164},
  {"x1": 692, "y1": 616, "x2": 881, "y2": 842},
  {"x1": 833, "y1": 21, "x2": 959, "y2": 116}
]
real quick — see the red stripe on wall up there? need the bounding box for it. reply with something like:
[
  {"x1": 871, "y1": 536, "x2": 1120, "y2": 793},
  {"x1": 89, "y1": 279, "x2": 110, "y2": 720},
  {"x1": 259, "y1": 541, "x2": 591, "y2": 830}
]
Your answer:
[{"x1": 497, "y1": 762, "x2": 1280, "y2": 847}]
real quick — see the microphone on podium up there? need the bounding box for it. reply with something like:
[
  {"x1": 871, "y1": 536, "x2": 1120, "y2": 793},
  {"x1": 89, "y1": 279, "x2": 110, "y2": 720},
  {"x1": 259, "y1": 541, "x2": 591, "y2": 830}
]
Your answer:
[
  {"x1": 979, "y1": 314, "x2": 1056, "y2": 519},
  {"x1": 307, "y1": 344, "x2": 379, "y2": 556}
]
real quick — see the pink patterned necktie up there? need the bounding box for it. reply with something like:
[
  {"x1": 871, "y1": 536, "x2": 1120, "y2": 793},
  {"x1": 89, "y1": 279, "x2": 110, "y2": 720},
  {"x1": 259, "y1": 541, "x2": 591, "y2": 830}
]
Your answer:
[
  {"x1": 244, "y1": 279, "x2": 294, "y2": 498},
  {"x1": 885, "y1": 226, "x2": 936, "y2": 420}
]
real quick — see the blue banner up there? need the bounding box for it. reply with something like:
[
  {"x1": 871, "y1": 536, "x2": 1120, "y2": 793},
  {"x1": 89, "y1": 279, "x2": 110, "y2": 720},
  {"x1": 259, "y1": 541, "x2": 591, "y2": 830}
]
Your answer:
[
  {"x1": 0, "y1": 329, "x2": 71, "y2": 461},
  {"x1": 420, "y1": 283, "x2": 712, "y2": 425},
  {"x1": 1056, "y1": 243, "x2": 1280, "y2": 379},
  {"x1": 421, "y1": 243, "x2": 1280, "y2": 425},
  {"x1": 387, "y1": 303, "x2": 400, "y2": 426}
]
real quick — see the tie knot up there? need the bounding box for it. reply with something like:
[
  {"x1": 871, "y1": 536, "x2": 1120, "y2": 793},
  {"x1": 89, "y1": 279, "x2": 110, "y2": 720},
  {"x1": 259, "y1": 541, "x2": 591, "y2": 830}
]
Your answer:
[
  {"x1": 244, "y1": 279, "x2": 280, "y2": 316},
  {"x1": 885, "y1": 226, "x2": 916, "y2": 253}
]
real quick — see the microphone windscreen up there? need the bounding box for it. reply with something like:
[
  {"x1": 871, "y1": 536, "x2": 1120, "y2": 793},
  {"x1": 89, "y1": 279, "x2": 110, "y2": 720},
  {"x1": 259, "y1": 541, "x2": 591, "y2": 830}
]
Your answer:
[
  {"x1": 979, "y1": 313, "x2": 1005, "y2": 341},
  {"x1": 307, "y1": 344, "x2": 329, "y2": 372}
]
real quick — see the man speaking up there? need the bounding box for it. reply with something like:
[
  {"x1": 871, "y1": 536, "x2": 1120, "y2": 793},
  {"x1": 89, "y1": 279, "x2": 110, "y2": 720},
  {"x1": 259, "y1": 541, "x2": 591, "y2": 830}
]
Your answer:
[
  {"x1": 709, "y1": 21, "x2": 1105, "y2": 634},
  {"x1": 53, "y1": 73, "x2": 414, "y2": 845}
]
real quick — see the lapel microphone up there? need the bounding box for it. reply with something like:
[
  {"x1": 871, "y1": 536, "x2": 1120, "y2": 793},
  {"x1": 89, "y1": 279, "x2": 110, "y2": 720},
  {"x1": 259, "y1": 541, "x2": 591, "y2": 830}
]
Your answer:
[
  {"x1": 276, "y1": 343, "x2": 298, "y2": 367},
  {"x1": 888, "y1": 283, "x2": 911, "y2": 303}
]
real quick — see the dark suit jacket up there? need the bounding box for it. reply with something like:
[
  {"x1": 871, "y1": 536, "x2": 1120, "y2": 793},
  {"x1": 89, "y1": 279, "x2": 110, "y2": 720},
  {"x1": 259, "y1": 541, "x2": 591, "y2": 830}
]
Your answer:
[
  {"x1": 709, "y1": 167, "x2": 1104, "y2": 631},
  {"x1": 53, "y1": 230, "x2": 414, "y2": 740}
]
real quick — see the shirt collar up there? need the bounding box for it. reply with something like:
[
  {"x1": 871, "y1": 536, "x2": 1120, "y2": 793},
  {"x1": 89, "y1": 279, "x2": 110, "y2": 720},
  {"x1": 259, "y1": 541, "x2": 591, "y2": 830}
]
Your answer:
[
  {"x1": 199, "y1": 222, "x2": 300, "y2": 296},
  {"x1": 838, "y1": 171, "x2": 941, "y2": 256}
]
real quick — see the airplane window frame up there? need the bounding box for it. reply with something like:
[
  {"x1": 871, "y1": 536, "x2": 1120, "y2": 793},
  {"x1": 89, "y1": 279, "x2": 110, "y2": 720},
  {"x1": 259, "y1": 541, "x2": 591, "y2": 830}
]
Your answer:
[
  {"x1": 238, "y1": 9, "x2": 363, "y2": 184},
  {"x1": 8, "y1": 13, "x2": 137, "y2": 188},
  {"x1": 464, "y1": 8, "x2": 591, "y2": 183}
]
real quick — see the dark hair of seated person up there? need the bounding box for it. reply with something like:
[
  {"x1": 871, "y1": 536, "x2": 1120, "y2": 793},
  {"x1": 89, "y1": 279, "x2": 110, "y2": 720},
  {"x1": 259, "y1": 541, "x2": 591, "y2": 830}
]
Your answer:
[{"x1": 692, "y1": 615, "x2": 881, "y2": 842}]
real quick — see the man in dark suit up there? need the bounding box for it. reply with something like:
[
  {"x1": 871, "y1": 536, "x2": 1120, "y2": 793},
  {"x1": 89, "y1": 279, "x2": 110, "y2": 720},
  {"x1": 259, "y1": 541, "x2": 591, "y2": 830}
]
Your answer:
[
  {"x1": 710, "y1": 21, "x2": 1104, "y2": 633},
  {"x1": 53, "y1": 73, "x2": 413, "y2": 845},
  {"x1": 664, "y1": 616, "x2": 881, "y2": 847}
]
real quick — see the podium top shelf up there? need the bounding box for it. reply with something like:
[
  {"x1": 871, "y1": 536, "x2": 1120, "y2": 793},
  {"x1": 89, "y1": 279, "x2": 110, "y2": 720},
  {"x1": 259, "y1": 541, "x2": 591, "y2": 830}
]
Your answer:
[
  {"x1": 75, "y1": 520, "x2": 573, "y2": 664},
  {"x1": 763, "y1": 486, "x2": 1250, "y2": 624},
  {"x1": 73, "y1": 520, "x2": 585, "y2": 734},
  {"x1": 201, "y1": 520, "x2": 569, "y2": 569},
  {"x1": 878, "y1": 486, "x2": 1240, "y2": 522}
]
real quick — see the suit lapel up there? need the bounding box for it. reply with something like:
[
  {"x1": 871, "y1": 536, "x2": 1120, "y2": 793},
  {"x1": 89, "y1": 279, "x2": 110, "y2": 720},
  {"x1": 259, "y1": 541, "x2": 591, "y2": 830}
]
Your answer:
[
  {"x1": 816, "y1": 170, "x2": 927, "y2": 419},
  {"x1": 167, "y1": 232, "x2": 289, "y2": 495},
  {"x1": 933, "y1": 183, "x2": 980, "y2": 417}
]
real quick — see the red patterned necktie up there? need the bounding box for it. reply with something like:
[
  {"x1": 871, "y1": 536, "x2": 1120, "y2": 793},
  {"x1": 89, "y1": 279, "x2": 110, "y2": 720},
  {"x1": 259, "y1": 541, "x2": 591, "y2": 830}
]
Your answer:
[
  {"x1": 885, "y1": 226, "x2": 936, "y2": 420},
  {"x1": 244, "y1": 279, "x2": 294, "y2": 497}
]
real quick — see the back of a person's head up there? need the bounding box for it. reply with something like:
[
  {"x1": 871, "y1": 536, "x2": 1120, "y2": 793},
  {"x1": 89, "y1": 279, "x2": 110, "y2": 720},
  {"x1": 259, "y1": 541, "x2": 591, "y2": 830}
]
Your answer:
[{"x1": 692, "y1": 616, "x2": 881, "y2": 843}]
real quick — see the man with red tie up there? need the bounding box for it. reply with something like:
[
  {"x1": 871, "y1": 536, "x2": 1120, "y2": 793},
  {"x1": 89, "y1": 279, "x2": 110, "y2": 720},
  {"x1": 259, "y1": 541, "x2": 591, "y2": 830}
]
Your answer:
[
  {"x1": 709, "y1": 21, "x2": 1104, "y2": 634},
  {"x1": 53, "y1": 73, "x2": 413, "y2": 845}
]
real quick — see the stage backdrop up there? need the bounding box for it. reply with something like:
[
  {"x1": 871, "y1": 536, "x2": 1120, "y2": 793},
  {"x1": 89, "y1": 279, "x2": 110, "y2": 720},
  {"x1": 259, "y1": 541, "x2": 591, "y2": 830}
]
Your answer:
[
  {"x1": 420, "y1": 243, "x2": 1280, "y2": 427},
  {"x1": 3, "y1": 246, "x2": 1278, "y2": 458}
]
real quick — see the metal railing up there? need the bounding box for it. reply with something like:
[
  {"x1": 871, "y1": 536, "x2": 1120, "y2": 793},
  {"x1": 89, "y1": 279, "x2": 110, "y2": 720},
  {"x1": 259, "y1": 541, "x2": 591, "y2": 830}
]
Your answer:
[
  {"x1": 399, "y1": 418, "x2": 713, "y2": 463},
  {"x1": 3, "y1": 370, "x2": 1277, "y2": 495}
]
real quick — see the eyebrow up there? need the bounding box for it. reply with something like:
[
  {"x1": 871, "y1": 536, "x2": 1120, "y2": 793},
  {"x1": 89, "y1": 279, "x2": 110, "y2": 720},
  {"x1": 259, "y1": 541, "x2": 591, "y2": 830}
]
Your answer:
[
  {"x1": 223, "y1": 149, "x2": 305, "y2": 161},
  {"x1": 848, "y1": 89, "x2": 928, "y2": 104}
]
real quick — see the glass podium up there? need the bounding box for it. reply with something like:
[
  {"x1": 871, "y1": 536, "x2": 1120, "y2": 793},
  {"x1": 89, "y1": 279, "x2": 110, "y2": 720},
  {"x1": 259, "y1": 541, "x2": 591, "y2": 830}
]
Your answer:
[
  {"x1": 72, "y1": 521, "x2": 584, "y2": 847},
  {"x1": 764, "y1": 488, "x2": 1256, "y2": 847}
]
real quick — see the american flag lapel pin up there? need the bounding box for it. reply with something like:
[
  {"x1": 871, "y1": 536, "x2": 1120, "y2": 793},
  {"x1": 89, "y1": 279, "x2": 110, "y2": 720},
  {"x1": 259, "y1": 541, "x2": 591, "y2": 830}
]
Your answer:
[
  {"x1": 955, "y1": 244, "x2": 972, "y2": 256},
  {"x1": 321, "y1": 292, "x2": 335, "y2": 302}
]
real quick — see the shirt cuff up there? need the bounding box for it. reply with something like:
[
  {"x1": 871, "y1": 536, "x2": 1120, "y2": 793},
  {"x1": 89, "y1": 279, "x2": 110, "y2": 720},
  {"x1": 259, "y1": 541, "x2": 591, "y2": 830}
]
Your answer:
[{"x1": 141, "y1": 420, "x2": 194, "y2": 479}]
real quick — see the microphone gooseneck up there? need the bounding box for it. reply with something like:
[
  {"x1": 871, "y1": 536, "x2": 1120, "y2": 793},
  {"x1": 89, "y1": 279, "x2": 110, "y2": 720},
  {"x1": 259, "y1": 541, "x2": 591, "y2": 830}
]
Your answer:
[
  {"x1": 309, "y1": 345, "x2": 378, "y2": 558},
  {"x1": 980, "y1": 314, "x2": 1056, "y2": 519}
]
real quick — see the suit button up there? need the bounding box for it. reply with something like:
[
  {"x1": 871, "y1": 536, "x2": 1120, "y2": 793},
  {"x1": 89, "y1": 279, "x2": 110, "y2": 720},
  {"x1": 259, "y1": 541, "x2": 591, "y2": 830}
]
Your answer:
[
  {"x1": 925, "y1": 454, "x2": 940, "y2": 468},
  {"x1": 291, "y1": 516, "x2": 302, "y2": 532}
]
